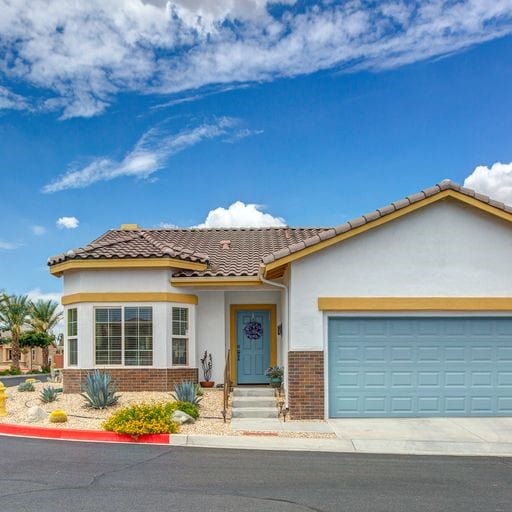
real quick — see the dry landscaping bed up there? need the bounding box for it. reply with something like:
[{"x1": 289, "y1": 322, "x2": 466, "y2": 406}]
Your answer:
[{"x1": 0, "y1": 381, "x2": 335, "y2": 438}]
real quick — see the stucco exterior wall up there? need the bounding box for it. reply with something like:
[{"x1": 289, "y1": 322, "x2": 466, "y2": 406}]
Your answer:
[
  {"x1": 289, "y1": 199, "x2": 512, "y2": 350},
  {"x1": 63, "y1": 268, "x2": 177, "y2": 294}
]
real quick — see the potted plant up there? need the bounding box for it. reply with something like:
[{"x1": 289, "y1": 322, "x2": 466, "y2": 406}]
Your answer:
[
  {"x1": 200, "y1": 350, "x2": 214, "y2": 388},
  {"x1": 265, "y1": 365, "x2": 284, "y2": 388}
]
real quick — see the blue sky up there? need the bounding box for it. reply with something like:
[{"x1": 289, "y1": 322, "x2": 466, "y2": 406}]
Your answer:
[{"x1": 1, "y1": 1, "x2": 512, "y2": 301}]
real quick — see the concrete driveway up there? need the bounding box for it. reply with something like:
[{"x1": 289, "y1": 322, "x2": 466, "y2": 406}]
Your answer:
[{"x1": 328, "y1": 417, "x2": 512, "y2": 456}]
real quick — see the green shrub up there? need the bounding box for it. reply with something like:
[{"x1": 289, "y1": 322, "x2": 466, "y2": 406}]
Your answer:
[
  {"x1": 103, "y1": 402, "x2": 180, "y2": 438},
  {"x1": 0, "y1": 367, "x2": 22, "y2": 376},
  {"x1": 18, "y1": 381, "x2": 35, "y2": 392},
  {"x1": 195, "y1": 383, "x2": 204, "y2": 396},
  {"x1": 49, "y1": 410, "x2": 68, "y2": 423},
  {"x1": 172, "y1": 381, "x2": 201, "y2": 406},
  {"x1": 40, "y1": 386, "x2": 59, "y2": 403},
  {"x1": 81, "y1": 370, "x2": 119, "y2": 409},
  {"x1": 175, "y1": 400, "x2": 199, "y2": 419}
]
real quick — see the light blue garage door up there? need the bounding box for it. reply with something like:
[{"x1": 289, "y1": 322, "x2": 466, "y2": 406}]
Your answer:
[{"x1": 328, "y1": 317, "x2": 512, "y2": 417}]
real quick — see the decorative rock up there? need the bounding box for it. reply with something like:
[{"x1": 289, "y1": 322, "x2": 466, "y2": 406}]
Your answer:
[
  {"x1": 26, "y1": 406, "x2": 48, "y2": 423},
  {"x1": 171, "y1": 410, "x2": 195, "y2": 425}
]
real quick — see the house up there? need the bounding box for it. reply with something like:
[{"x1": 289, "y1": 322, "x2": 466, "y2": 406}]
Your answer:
[
  {"x1": 0, "y1": 331, "x2": 58, "y2": 372},
  {"x1": 48, "y1": 180, "x2": 512, "y2": 419}
]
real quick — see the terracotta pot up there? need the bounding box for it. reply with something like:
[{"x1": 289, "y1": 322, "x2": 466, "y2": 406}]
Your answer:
[{"x1": 200, "y1": 381, "x2": 215, "y2": 388}]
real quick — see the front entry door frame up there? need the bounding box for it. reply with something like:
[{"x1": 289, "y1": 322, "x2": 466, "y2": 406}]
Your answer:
[{"x1": 230, "y1": 304, "x2": 277, "y2": 384}]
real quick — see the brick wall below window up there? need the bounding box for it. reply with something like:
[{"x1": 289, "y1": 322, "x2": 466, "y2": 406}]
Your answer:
[
  {"x1": 63, "y1": 368, "x2": 198, "y2": 393},
  {"x1": 288, "y1": 351, "x2": 324, "y2": 420}
]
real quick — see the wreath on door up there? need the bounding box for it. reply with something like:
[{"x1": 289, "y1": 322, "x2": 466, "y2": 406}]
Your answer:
[{"x1": 244, "y1": 315, "x2": 263, "y2": 340}]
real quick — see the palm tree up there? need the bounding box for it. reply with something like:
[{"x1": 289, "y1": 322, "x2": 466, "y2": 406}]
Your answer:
[
  {"x1": 0, "y1": 294, "x2": 32, "y2": 371},
  {"x1": 29, "y1": 299, "x2": 62, "y2": 369}
]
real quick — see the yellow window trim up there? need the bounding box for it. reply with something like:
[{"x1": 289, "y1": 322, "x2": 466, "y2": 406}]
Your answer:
[
  {"x1": 172, "y1": 276, "x2": 262, "y2": 287},
  {"x1": 264, "y1": 190, "x2": 512, "y2": 275},
  {"x1": 230, "y1": 304, "x2": 277, "y2": 384},
  {"x1": 50, "y1": 258, "x2": 207, "y2": 277},
  {"x1": 62, "y1": 292, "x2": 198, "y2": 306},
  {"x1": 318, "y1": 297, "x2": 512, "y2": 311}
]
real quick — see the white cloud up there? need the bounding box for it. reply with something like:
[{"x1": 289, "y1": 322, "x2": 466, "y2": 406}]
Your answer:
[
  {"x1": 56, "y1": 216, "x2": 79, "y2": 229},
  {"x1": 31, "y1": 225, "x2": 46, "y2": 236},
  {"x1": 0, "y1": 86, "x2": 27, "y2": 111},
  {"x1": 156, "y1": 221, "x2": 179, "y2": 229},
  {"x1": 1, "y1": 1, "x2": 512, "y2": 117},
  {"x1": 0, "y1": 240, "x2": 19, "y2": 250},
  {"x1": 464, "y1": 161, "x2": 512, "y2": 205},
  {"x1": 195, "y1": 201, "x2": 286, "y2": 228},
  {"x1": 42, "y1": 117, "x2": 243, "y2": 192}
]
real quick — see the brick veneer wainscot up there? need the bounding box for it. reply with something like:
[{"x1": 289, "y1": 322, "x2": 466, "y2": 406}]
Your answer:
[
  {"x1": 287, "y1": 351, "x2": 324, "y2": 419},
  {"x1": 63, "y1": 368, "x2": 198, "y2": 393}
]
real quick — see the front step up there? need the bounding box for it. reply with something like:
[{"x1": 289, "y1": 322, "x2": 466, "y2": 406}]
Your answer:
[
  {"x1": 231, "y1": 387, "x2": 279, "y2": 420},
  {"x1": 232, "y1": 396, "x2": 276, "y2": 408},
  {"x1": 233, "y1": 387, "x2": 275, "y2": 397},
  {"x1": 231, "y1": 407, "x2": 278, "y2": 419}
]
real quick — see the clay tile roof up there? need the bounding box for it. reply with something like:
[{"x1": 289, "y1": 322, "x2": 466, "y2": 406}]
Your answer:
[
  {"x1": 262, "y1": 180, "x2": 512, "y2": 265},
  {"x1": 48, "y1": 227, "x2": 327, "y2": 277}
]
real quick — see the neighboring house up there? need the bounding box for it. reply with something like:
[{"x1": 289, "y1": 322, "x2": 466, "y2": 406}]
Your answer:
[
  {"x1": 48, "y1": 180, "x2": 512, "y2": 419},
  {"x1": 0, "y1": 331, "x2": 57, "y2": 371}
]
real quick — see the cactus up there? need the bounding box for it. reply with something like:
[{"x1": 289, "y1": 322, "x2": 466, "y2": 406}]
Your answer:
[
  {"x1": 40, "y1": 386, "x2": 59, "y2": 403},
  {"x1": 49, "y1": 410, "x2": 68, "y2": 423},
  {"x1": 81, "y1": 370, "x2": 119, "y2": 409},
  {"x1": 172, "y1": 380, "x2": 201, "y2": 406},
  {"x1": 18, "y1": 381, "x2": 35, "y2": 392}
]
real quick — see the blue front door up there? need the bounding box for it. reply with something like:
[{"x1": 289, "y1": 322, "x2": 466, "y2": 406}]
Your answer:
[{"x1": 236, "y1": 309, "x2": 271, "y2": 384}]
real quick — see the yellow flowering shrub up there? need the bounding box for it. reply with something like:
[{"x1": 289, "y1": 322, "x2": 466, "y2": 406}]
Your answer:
[{"x1": 102, "y1": 402, "x2": 180, "y2": 438}]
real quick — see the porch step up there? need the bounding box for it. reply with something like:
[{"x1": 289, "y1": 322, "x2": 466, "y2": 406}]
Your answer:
[
  {"x1": 232, "y1": 387, "x2": 275, "y2": 397},
  {"x1": 231, "y1": 407, "x2": 278, "y2": 419},
  {"x1": 232, "y1": 396, "x2": 277, "y2": 408},
  {"x1": 231, "y1": 387, "x2": 279, "y2": 420}
]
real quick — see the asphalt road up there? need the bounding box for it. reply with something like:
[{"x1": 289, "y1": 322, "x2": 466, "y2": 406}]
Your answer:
[
  {"x1": 0, "y1": 436, "x2": 510, "y2": 512},
  {"x1": 0, "y1": 374, "x2": 49, "y2": 387}
]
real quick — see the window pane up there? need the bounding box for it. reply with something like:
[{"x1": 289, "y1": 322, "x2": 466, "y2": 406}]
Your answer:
[
  {"x1": 172, "y1": 338, "x2": 187, "y2": 365},
  {"x1": 123, "y1": 307, "x2": 153, "y2": 366},
  {"x1": 68, "y1": 338, "x2": 78, "y2": 366},
  {"x1": 95, "y1": 308, "x2": 122, "y2": 365},
  {"x1": 67, "y1": 308, "x2": 77, "y2": 337},
  {"x1": 172, "y1": 307, "x2": 188, "y2": 336}
]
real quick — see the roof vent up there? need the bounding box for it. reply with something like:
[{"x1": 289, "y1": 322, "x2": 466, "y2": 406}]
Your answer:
[
  {"x1": 120, "y1": 224, "x2": 139, "y2": 231},
  {"x1": 219, "y1": 239, "x2": 231, "y2": 250}
]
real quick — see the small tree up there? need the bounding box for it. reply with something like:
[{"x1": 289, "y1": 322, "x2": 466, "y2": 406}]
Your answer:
[
  {"x1": 29, "y1": 299, "x2": 62, "y2": 369},
  {"x1": 0, "y1": 294, "x2": 32, "y2": 371},
  {"x1": 20, "y1": 331, "x2": 53, "y2": 370}
]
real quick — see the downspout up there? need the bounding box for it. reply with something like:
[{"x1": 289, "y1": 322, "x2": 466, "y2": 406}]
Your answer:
[{"x1": 258, "y1": 264, "x2": 290, "y2": 409}]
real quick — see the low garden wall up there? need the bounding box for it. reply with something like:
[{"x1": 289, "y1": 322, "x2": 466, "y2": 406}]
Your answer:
[{"x1": 63, "y1": 368, "x2": 198, "y2": 393}]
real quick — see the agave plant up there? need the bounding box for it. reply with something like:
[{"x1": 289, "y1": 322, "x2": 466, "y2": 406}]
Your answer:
[
  {"x1": 81, "y1": 370, "x2": 119, "y2": 409},
  {"x1": 40, "y1": 386, "x2": 59, "y2": 403},
  {"x1": 17, "y1": 381, "x2": 35, "y2": 392},
  {"x1": 172, "y1": 380, "x2": 202, "y2": 406}
]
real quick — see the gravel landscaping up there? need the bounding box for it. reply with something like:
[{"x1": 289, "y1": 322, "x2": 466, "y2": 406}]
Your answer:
[{"x1": 0, "y1": 381, "x2": 335, "y2": 438}]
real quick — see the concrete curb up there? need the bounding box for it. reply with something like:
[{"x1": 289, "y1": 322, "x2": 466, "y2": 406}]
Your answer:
[
  {"x1": 0, "y1": 373, "x2": 50, "y2": 380},
  {"x1": 170, "y1": 434, "x2": 512, "y2": 457},
  {"x1": 2, "y1": 423, "x2": 511, "y2": 457},
  {"x1": 0, "y1": 423, "x2": 170, "y2": 445}
]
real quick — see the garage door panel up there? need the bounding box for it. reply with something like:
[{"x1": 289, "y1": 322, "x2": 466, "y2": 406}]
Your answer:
[{"x1": 328, "y1": 317, "x2": 512, "y2": 417}]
